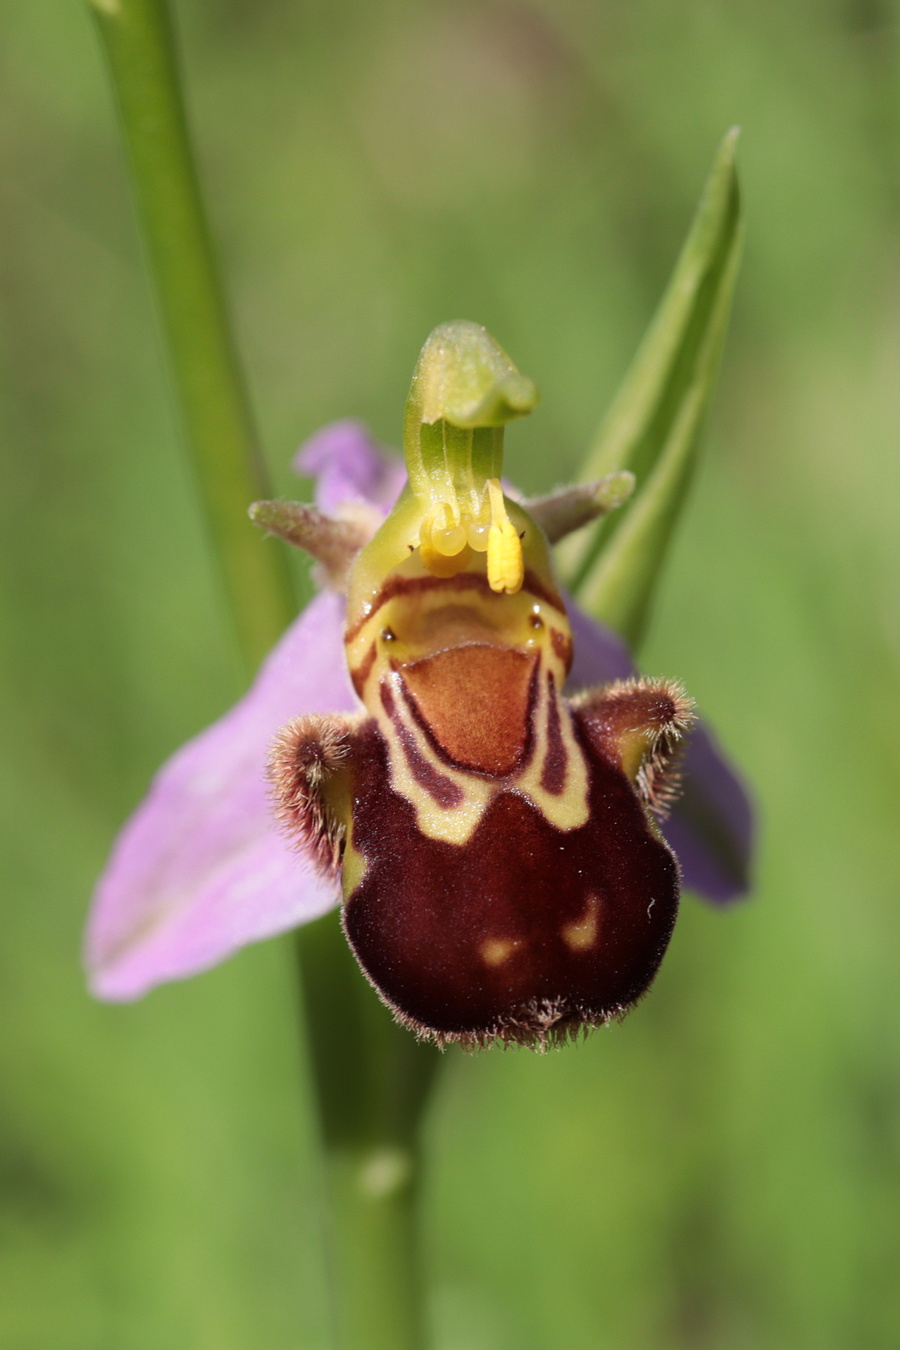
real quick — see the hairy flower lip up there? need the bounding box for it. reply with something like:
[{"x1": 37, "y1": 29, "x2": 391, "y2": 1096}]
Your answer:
[{"x1": 85, "y1": 421, "x2": 753, "y2": 1003}]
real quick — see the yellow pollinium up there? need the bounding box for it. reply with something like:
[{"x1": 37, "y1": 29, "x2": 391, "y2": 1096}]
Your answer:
[
  {"x1": 417, "y1": 505, "x2": 472, "y2": 578},
  {"x1": 485, "y1": 479, "x2": 524, "y2": 595},
  {"x1": 417, "y1": 477, "x2": 524, "y2": 595}
]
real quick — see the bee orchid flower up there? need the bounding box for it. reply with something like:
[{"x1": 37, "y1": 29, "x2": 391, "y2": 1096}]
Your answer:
[{"x1": 86, "y1": 324, "x2": 752, "y2": 1047}]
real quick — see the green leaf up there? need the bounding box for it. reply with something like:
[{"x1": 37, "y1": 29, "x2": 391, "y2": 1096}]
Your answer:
[{"x1": 559, "y1": 129, "x2": 743, "y2": 649}]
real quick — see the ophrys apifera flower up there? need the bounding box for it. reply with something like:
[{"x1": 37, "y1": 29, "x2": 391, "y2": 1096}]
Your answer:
[
  {"x1": 268, "y1": 324, "x2": 696, "y2": 1046},
  {"x1": 87, "y1": 324, "x2": 752, "y2": 1046}
]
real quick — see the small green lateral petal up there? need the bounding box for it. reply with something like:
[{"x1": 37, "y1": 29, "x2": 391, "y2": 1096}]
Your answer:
[
  {"x1": 522, "y1": 473, "x2": 636, "y2": 544},
  {"x1": 559, "y1": 130, "x2": 743, "y2": 647},
  {"x1": 249, "y1": 499, "x2": 376, "y2": 589}
]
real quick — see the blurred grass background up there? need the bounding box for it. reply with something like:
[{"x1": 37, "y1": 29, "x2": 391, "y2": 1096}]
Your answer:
[{"x1": 3, "y1": 0, "x2": 900, "y2": 1346}]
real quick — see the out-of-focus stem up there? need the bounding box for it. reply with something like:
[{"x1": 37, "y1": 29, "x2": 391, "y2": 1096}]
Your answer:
[
  {"x1": 89, "y1": 2, "x2": 440, "y2": 1344},
  {"x1": 89, "y1": 0, "x2": 294, "y2": 667},
  {"x1": 299, "y1": 916, "x2": 438, "y2": 1350}
]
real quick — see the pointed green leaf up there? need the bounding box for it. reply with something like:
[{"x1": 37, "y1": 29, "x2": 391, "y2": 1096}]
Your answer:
[{"x1": 559, "y1": 129, "x2": 743, "y2": 648}]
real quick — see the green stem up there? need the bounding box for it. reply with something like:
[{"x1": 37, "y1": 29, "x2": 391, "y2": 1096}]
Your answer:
[
  {"x1": 89, "y1": 0, "x2": 294, "y2": 666},
  {"x1": 89, "y1": 2, "x2": 441, "y2": 1344},
  {"x1": 326, "y1": 1151, "x2": 425, "y2": 1350},
  {"x1": 299, "y1": 917, "x2": 438, "y2": 1350}
]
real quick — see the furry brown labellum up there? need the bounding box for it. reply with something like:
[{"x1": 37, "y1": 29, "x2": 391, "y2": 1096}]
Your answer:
[{"x1": 268, "y1": 322, "x2": 695, "y2": 1048}]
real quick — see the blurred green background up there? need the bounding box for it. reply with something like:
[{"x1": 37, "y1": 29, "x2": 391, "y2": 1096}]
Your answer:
[{"x1": 3, "y1": 0, "x2": 900, "y2": 1346}]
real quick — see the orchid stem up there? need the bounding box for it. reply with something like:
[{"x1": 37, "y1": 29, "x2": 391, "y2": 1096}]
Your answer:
[
  {"x1": 88, "y1": 0, "x2": 294, "y2": 667},
  {"x1": 89, "y1": 1, "x2": 439, "y2": 1343},
  {"x1": 299, "y1": 917, "x2": 438, "y2": 1349}
]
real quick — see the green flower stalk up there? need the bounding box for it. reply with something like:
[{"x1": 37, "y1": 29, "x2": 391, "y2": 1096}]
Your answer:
[{"x1": 88, "y1": 0, "x2": 295, "y2": 666}]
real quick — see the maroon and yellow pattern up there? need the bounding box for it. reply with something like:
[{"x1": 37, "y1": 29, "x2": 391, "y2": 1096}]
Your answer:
[
  {"x1": 340, "y1": 691, "x2": 684, "y2": 1047},
  {"x1": 271, "y1": 522, "x2": 692, "y2": 1048},
  {"x1": 267, "y1": 320, "x2": 693, "y2": 1047}
]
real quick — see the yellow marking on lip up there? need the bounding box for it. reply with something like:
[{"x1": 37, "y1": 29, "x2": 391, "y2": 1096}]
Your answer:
[
  {"x1": 515, "y1": 672, "x2": 590, "y2": 833},
  {"x1": 376, "y1": 673, "x2": 495, "y2": 844},
  {"x1": 617, "y1": 726, "x2": 660, "y2": 784},
  {"x1": 480, "y1": 937, "x2": 521, "y2": 967},
  {"x1": 344, "y1": 547, "x2": 582, "y2": 844},
  {"x1": 562, "y1": 894, "x2": 600, "y2": 951}
]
